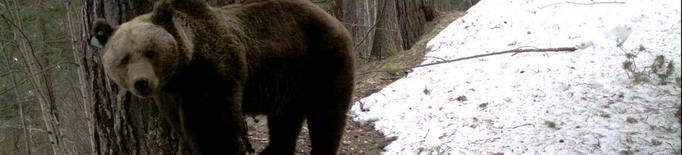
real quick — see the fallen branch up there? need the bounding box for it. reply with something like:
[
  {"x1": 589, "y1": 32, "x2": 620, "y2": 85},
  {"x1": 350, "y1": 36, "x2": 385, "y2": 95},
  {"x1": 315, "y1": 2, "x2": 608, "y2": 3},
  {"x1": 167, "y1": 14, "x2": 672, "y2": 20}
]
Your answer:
[
  {"x1": 540, "y1": 1, "x2": 625, "y2": 9},
  {"x1": 360, "y1": 47, "x2": 577, "y2": 75},
  {"x1": 407, "y1": 47, "x2": 577, "y2": 70}
]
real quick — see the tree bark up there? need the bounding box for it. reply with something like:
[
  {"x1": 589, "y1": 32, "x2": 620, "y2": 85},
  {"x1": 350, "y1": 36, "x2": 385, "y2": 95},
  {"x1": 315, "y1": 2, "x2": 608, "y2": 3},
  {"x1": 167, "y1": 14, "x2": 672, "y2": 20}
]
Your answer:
[
  {"x1": 81, "y1": 0, "x2": 186, "y2": 154},
  {"x1": 453, "y1": 0, "x2": 478, "y2": 11},
  {"x1": 369, "y1": 0, "x2": 402, "y2": 60},
  {"x1": 395, "y1": 0, "x2": 432, "y2": 49}
]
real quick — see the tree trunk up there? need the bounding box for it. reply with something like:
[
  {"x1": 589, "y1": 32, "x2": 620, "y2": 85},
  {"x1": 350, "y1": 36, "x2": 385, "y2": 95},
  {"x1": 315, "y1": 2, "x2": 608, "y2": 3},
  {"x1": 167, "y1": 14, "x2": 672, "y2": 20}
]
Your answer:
[
  {"x1": 81, "y1": 0, "x2": 187, "y2": 154},
  {"x1": 342, "y1": 0, "x2": 374, "y2": 61},
  {"x1": 426, "y1": 0, "x2": 451, "y2": 13},
  {"x1": 64, "y1": 0, "x2": 95, "y2": 153},
  {"x1": 1, "y1": 43, "x2": 33, "y2": 155},
  {"x1": 369, "y1": 0, "x2": 387, "y2": 60},
  {"x1": 369, "y1": 0, "x2": 401, "y2": 60},
  {"x1": 329, "y1": 0, "x2": 457, "y2": 64},
  {"x1": 395, "y1": 0, "x2": 434, "y2": 49},
  {"x1": 35, "y1": 0, "x2": 67, "y2": 153}
]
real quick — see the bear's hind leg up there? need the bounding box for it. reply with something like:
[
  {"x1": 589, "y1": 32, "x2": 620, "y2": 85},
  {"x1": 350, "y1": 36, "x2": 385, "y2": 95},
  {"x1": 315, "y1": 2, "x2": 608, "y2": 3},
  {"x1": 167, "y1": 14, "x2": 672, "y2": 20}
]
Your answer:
[
  {"x1": 307, "y1": 104, "x2": 348, "y2": 155},
  {"x1": 261, "y1": 113, "x2": 305, "y2": 155},
  {"x1": 306, "y1": 79, "x2": 352, "y2": 155}
]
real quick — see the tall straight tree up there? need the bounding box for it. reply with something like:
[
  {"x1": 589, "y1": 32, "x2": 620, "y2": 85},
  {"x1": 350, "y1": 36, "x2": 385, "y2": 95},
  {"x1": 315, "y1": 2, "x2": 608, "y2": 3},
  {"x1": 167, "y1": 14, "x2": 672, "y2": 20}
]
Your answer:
[
  {"x1": 369, "y1": 0, "x2": 401, "y2": 60},
  {"x1": 395, "y1": 0, "x2": 437, "y2": 49}
]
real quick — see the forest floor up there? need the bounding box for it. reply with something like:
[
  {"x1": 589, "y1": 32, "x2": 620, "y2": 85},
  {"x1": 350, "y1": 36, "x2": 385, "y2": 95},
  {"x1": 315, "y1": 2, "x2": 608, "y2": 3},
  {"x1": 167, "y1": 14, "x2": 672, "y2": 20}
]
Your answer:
[{"x1": 244, "y1": 10, "x2": 465, "y2": 154}]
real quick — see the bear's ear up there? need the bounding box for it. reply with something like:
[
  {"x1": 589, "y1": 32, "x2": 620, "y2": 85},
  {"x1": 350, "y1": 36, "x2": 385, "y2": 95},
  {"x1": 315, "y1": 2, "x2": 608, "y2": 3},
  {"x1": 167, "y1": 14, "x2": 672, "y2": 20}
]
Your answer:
[
  {"x1": 90, "y1": 19, "x2": 115, "y2": 49},
  {"x1": 151, "y1": 0, "x2": 174, "y2": 25}
]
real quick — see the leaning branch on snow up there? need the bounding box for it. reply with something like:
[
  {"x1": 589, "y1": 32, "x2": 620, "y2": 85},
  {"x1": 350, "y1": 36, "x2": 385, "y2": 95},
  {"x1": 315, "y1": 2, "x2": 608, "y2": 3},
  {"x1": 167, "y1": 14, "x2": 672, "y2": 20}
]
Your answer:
[
  {"x1": 540, "y1": 1, "x2": 625, "y2": 9},
  {"x1": 408, "y1": 47, "x2": 577, "y2": 69},
  {"x1": 360, "y1": 47, "x2": 577, "y2": 75}
]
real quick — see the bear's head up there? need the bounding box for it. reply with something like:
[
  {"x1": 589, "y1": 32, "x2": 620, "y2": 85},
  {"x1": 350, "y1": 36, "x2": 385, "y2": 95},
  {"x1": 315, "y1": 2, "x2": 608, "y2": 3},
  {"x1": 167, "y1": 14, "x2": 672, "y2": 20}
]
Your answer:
[{"x1": 90, "y1": 1, "x2": 189, "y2": 98}]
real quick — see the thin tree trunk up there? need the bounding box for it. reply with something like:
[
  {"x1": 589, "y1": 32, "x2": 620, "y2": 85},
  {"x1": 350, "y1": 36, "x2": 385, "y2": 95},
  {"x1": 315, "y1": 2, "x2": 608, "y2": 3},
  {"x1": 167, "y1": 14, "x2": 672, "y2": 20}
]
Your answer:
[
  {"x1": 369, "y1": 0, "x2": 387, "y2": 61},
  {"x1": 1, "y1": 42, "x2": 33, "y2": 155},
  {"x1": 343, "y1": 0, "x2": 373, "y2": 60},
  {"x1": 65, "y1": 0, "x2": 96, "y2": 153},
  {"x1": 35, "y1": 0, "x2": 68, "y2": 153},
  {"x1": 369, "y1": 0, "x2": 402, "y2": 60}
]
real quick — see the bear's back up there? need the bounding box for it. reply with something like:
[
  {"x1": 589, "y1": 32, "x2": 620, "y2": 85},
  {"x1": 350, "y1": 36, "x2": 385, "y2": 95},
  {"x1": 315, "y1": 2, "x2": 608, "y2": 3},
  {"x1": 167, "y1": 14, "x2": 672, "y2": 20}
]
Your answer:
[{"x1": 220, "y1": 0, "x2": 353, "y2": 114}]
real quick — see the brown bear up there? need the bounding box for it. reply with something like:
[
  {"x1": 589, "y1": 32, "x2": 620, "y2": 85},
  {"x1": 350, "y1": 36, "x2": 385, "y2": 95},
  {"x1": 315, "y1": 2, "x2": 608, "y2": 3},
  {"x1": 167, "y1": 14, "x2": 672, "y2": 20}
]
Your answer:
[{"x1": 89, "y1": 0, "x2": 354, "y2": 154}]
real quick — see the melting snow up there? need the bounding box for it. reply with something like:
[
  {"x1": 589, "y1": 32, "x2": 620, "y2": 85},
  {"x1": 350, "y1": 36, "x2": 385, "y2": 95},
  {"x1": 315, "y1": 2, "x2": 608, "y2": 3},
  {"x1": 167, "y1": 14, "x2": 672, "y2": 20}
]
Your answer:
[{"x1": 351, "y1": 0, "x2": 681, "y2": 154}]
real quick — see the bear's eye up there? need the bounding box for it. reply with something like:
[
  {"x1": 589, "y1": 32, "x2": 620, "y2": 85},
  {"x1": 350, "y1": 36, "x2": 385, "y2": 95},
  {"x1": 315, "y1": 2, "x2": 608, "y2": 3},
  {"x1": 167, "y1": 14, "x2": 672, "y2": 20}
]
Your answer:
[
  {"x1": 144, "y1": 51, "x2": 155, "y2": 59},
  {"x1": 120, "y1": 55, "x2": 130, "y2": 65}
]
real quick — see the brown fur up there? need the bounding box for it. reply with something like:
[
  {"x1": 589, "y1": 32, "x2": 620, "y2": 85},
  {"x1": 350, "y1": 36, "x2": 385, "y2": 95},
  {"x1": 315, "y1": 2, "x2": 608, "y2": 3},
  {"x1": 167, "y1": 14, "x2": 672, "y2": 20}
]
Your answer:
[{"x1": 91, "y1": 0, "x2": 354, "y2": 154}]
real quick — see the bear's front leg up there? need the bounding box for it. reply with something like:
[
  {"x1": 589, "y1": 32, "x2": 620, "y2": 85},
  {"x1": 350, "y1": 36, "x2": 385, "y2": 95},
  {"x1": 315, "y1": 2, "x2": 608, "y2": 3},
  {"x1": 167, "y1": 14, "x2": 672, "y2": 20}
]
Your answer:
[
  {"x1": 177, "y1": 89, "x2": 248, "y2": 155},
  {"x1": 152, "y1": 93, "x2": 183, "y2": 135}
]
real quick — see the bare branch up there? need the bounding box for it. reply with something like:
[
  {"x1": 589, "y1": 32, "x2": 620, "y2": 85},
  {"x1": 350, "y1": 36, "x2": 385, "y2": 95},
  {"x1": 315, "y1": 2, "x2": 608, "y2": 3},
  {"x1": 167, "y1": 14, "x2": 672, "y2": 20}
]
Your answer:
[
  {"x1": 0, "y1": 13, "x2": 40, "y2": 68},
  {"x1": 409, "y1": 47, "x2": 577, "y2": 69},
  {"x1": 342, "y1": 22, "x2": 399, "y2": 32},
  {"x1": 0, "y1": 61, "x2": 78, "y2": 87},
  {"x1": 360, "y1": 47, "x2": 577, "y2": 75},
  {"x1": 0, "y1": 125, "x2": 47, "y2": 132},
  {"x1": 540, "y1": 1, "x2": 625, "y2": 9},
  {"x1": 353, "y1": 0, "x2": 390, "y2": 59},
  {"x1": 0, "y1": 69, "x2": 27, "y2": 78},
  {"x1": 0, "y1": 78, "x2": 29, "y2": 96},
  {"x1": 423, "y1": 56, "x2": 447, "y2": 61}
]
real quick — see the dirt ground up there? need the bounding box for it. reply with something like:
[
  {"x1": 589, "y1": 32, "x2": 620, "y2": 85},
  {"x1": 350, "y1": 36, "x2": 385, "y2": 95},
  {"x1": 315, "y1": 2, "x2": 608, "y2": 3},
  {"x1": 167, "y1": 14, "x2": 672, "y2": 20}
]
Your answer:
[{"x1": 246, "y1": 11, "x2": 465, "y2": 154}]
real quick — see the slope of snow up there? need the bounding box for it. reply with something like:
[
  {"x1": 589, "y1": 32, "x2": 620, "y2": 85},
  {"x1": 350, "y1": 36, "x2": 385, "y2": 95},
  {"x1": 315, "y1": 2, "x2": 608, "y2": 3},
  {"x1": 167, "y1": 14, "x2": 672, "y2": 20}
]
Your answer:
[{"x1": 350, "y1": 0, "x2": 681, "y2": 154}]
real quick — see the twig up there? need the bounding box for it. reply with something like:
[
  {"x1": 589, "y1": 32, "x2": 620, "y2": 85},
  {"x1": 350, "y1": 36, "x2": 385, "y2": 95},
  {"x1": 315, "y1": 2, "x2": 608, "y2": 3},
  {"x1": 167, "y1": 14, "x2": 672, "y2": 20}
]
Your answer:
[
  {"x1": 0, "y1": 70, "x2": 28, "y2": 95},
  {"x1": 0, "y1": 13, "x2": 39, "y2": 68},
  {"x1": 342, "y1": 22, "x2": 399, "y2": 33},
  {"x1": 423, "y1": 56, "x2": 447, "y2": 61},
  {"x1": 0, "y1": 125, "x2": 47, "y2": 132},
  {"x1": 402, "y1": 47, "x2": 576, "y2": 70},
  {"x1": 509, "y1": 123, "x2": 533, "y2": 129},
  {"x1": 540, "y1": 1, "x2": 625, "y2": 9},
  {"x1": 0, "y1": 61, "x2": 78, "y2": 95},
  {"x1": 668, "y1": 142, "x2": 679, "y2": 154},
  {"x1": 422, "y1": 128, "x2": 430, "y2": 141},
  {"x1": 359, "y1": 47, "x2": 577, "y2": 75},
  {"x1": 351, "y1": 21, "x2": 380, "y2": 55}
]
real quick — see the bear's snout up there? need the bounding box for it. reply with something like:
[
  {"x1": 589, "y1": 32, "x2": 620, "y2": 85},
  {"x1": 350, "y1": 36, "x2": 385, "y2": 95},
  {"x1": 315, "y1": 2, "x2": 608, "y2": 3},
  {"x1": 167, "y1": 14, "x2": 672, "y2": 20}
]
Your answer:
[{"x1": 133, "y1": 78, "x2": 151, "y2": 95}]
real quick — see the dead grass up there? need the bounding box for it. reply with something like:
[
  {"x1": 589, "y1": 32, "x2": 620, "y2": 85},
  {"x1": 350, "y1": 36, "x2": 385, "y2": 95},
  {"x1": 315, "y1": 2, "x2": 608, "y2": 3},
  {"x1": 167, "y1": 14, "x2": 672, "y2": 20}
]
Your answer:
[{"x1": 353, "y1": 11, "x2": 466, "y2": 101}]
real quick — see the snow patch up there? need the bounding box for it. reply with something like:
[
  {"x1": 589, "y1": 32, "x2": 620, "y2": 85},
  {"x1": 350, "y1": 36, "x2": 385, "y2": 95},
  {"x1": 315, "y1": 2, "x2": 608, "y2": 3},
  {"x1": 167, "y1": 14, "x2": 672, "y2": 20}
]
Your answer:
[{"x1": 352, "y1": 0, "x2": 681, "y2": 154}]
